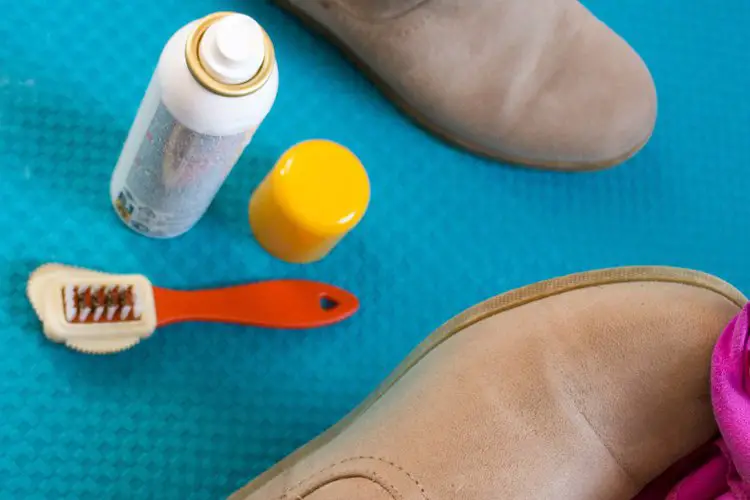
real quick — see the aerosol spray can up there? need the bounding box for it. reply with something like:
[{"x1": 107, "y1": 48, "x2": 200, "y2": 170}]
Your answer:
[{"x1": 110, "y1": 12, "x2": 278, "y2": 238}]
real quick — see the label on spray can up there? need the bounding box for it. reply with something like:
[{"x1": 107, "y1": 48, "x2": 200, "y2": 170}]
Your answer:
[{"x1": 111, "y1": 80, "x2": 254, "y2": 238}]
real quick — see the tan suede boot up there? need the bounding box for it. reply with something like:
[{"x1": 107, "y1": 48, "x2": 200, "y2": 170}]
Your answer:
[
  {"x1": 230, "y1": 267, "x2": 745, "y2": 500},
  {"x1": 276, "y1": 0, "x2": 657, "y2": 171}
]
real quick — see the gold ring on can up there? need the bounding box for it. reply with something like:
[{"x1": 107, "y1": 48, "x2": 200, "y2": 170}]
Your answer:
[{"x1": 185, "y1": 11, "x2": 276, "y2": 98}]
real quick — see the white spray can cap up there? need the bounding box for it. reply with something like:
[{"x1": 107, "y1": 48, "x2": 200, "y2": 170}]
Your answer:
[{"x1": 198, "y1": 14, "x2": 265, "y2": 84}]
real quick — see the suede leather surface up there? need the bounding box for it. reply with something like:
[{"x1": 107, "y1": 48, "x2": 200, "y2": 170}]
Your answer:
[
  {"x1": 232, "y1": 281, "x2": 742, "y2": 499},
  {"x1": 282, "y1": 0, "x2": 657, "y2": 168}
]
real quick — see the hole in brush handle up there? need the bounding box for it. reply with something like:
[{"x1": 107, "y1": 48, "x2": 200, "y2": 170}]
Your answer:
[{"x1": 319, "y1": 295, "x2": 340, "y2": 311}]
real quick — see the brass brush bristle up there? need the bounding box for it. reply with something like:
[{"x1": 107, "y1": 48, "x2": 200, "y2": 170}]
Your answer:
[{"x1": 61, "y1": 285, "x2": 143, "y2": 323}]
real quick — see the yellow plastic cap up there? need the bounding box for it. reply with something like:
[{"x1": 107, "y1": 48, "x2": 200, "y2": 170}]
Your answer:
[{"x1": 249, "y1": 139, "x2": 370, "y2": 263}]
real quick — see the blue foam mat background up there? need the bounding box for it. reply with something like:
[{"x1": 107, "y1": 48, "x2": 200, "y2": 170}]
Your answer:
[{"x1": 1, "y1": 0, "x2": 749, "y2": 497}]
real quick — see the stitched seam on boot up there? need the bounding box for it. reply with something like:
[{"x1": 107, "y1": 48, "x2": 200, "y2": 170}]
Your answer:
[
  {"x1": 328, "y1": 0, "x2": 433, "y2": 23},
  {"x1": 279, "y1": 456, "x2": 430, "y2": 499},
  {"x1": 287, "y1": 472, "x2": 399, "y2": 499}
]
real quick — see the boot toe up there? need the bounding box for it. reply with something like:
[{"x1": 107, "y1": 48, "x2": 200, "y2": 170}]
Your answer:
[
  {"x1": 232, "y1": 268, "x2": 745, "y2": 500},
  {"x1": 493, "y1": 21, "x2": 658, "y2": 168},
  {"x1": 394, "y1": 3, "x2": 658, "y2": 169}
]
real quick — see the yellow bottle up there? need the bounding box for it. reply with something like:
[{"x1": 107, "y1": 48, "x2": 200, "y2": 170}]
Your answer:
[{"x1": 249, "y1": 139, "x2": 370, "y2": 263}]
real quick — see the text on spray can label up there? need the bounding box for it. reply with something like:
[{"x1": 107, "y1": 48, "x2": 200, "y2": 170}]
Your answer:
[{"x1": 111, "y1": 94, "x2": 253, "y2": 238}]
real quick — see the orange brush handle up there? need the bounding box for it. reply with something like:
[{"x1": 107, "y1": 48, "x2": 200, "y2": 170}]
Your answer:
[{"x1": 152, "y1": 280, "x2": 359, "y2": 329}]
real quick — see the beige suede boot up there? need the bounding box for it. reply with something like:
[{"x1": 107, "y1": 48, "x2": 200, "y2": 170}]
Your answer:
[
  {"x1": 230, "y1": 267, "x2": 745, "y2": 500},
  {"x1": 276, "y1": 0, "x2": 657, "y2": 171}
]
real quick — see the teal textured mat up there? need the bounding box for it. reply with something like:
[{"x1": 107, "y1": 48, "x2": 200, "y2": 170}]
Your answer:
[{"x1": 1, "y1": 0, "x2": 750, "y2": 498}]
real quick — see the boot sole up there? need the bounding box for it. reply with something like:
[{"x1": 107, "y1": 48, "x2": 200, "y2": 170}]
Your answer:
[
  {"x1": 230, "y1": 266, "x2": 746, "y2": 498},
  {"x1": 272, "y1": 0, "x2": 652, "y2": 172}
]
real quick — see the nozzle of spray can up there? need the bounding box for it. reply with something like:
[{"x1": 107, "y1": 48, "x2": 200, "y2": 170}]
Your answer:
[{"x1": 110, "y1": 12, "x2": 278, "y2": 239}]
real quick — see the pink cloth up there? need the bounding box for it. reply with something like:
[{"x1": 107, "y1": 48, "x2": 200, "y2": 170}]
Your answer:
[{"x1": 638, "y1": 305, "x2": 750, "y2": 499}]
